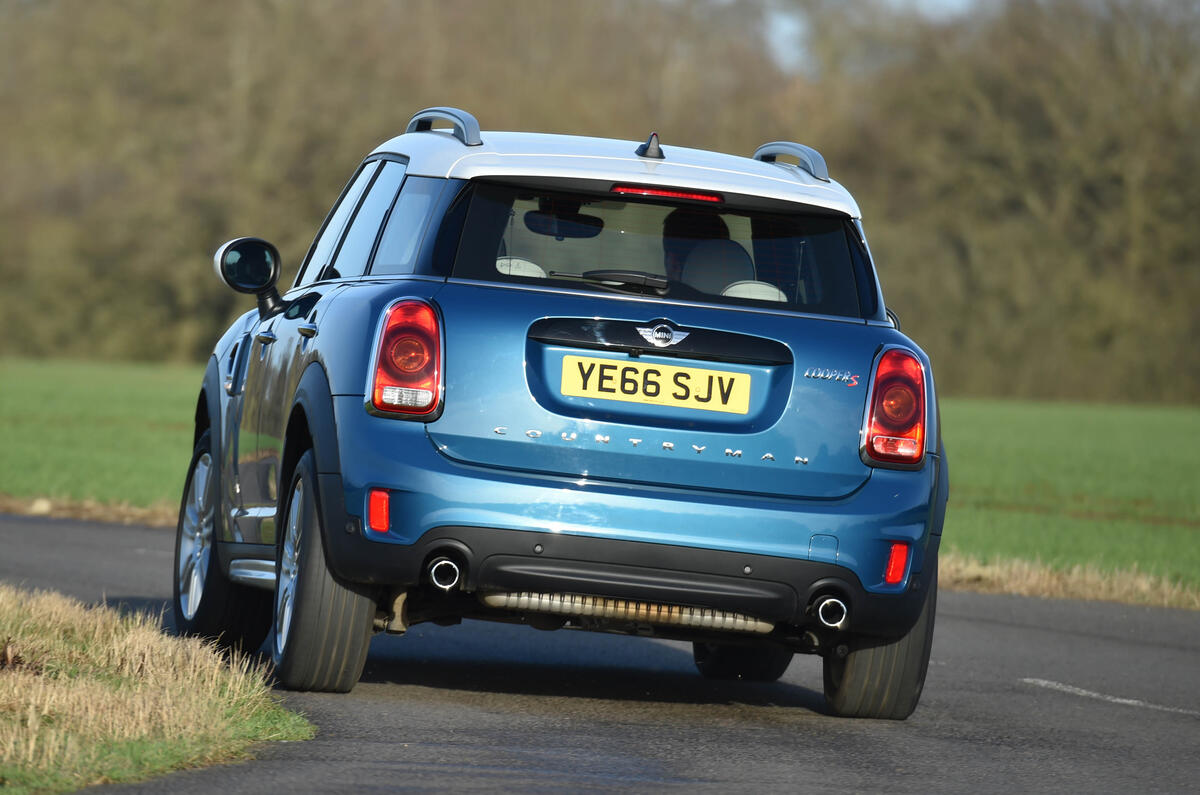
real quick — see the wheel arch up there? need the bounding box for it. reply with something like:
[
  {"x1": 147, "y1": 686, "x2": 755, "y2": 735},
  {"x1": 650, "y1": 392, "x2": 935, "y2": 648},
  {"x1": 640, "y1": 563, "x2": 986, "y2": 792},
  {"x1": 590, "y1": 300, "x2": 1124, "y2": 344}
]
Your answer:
[
  {"x1": 196, "y1": 356, "x2": 226, "y2": 538},
  {"x1": 193, "y1": 390, "x2": 210, "y2": 444},
  {"x1": 283, "y1": 362, "x2": 342, "y2": 481},
  {"x1": 195, "y1": 356, "x2": 226, "y2": 541},
  {"x1": 197, "y1": 355, "x2": 221, "y2": 446},
  {"x1": 279, "y1": 363, "x2": 356, "y2": 582}
]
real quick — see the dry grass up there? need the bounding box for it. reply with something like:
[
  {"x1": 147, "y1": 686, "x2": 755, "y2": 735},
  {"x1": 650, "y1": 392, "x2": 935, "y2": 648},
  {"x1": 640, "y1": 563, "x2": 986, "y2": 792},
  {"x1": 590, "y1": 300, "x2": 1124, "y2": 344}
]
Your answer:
[
  {"x1": 0, "y1": 494, "x2": 178, "y2": 528},
  {"x1": 0, "y1": 583, "x2": 312, "y2": 793},
  {"x1": 940, "y1": 550, "x2": 1200, "y2": 610}
]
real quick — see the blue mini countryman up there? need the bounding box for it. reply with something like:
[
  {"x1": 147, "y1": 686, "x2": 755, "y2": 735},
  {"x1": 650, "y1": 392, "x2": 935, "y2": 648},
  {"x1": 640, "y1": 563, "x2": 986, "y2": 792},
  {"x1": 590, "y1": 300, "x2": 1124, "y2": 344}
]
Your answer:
[{"x1": 173, "y1": 107, "x2": 948, "y2": 719}]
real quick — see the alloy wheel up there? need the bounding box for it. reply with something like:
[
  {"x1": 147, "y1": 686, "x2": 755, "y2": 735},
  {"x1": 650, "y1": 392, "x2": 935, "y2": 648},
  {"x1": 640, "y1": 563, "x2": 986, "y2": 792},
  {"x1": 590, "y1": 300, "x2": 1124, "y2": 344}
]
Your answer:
[
  {"x1": 274, "y1": 478, "x2": 304, "y2": 660},
  {"x1": 177, "y1": 452, "x2": 213, "y2": 621}
]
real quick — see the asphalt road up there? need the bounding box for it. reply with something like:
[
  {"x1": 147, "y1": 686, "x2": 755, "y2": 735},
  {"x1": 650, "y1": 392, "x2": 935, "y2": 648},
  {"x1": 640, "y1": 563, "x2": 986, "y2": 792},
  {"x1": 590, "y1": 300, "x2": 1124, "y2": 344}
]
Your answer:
[{"x1": 2, "y1": 514, "x2": 1198, "y2": 793}]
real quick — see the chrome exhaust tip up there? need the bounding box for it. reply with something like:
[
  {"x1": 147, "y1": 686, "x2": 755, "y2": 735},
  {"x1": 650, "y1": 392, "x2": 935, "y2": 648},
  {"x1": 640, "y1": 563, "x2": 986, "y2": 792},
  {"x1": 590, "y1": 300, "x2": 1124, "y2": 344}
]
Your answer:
[
  {"x1": 428, "y1": 557, "x2": 462, "y2": 592},
  {"x1": 816, "y1": 596, "x2": 849, "y2": 630}
]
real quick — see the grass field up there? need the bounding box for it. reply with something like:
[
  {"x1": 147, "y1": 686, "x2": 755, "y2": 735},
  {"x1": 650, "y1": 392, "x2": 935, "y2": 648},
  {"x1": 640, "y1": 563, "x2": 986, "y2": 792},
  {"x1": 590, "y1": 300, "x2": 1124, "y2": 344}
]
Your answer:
[
  {"x1": 0, "y1": 359, "x2": 200, "y2": 508},
  {"x1": 2, "y1": 358, "x2": 1197, "y2": 598},
  {"x1": 940, "y1": 400, "x2": 1199, "y2": 589}
]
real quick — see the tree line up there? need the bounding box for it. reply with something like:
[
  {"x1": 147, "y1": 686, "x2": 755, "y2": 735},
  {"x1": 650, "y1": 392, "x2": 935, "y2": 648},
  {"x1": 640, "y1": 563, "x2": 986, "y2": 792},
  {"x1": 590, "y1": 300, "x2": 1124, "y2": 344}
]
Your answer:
[{"x1": 1, "y1": 0, "x2": 1195, "y2": 403}]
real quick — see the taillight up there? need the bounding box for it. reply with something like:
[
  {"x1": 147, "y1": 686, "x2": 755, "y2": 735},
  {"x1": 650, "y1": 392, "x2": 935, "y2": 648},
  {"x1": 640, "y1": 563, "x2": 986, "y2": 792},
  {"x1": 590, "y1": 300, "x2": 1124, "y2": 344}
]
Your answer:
[
  {"x1": 864, "y1": 348, "x2": 926, "y2": 466},
  {"x1": 371, "y1": 300, "x2": 442, "y2": 416}
]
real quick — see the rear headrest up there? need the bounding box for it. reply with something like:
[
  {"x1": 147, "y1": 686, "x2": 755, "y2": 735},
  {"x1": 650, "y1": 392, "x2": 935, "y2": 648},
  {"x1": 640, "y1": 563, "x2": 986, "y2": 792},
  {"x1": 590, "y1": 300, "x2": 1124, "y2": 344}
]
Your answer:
[
  {"x1": 681, "y1": 239, "x2": 754, "y2": 294},
  {"x1": 495, "y1": 256, "x2": 546, "y2": 278},
  {"x1": 722, "y1": 280, "x2": 787, "y2": 302}
]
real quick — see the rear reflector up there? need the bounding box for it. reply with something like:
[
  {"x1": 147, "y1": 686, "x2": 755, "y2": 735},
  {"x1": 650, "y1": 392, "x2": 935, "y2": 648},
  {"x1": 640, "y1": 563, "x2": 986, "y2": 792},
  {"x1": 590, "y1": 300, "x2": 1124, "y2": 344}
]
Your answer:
[
  {"x1": 884, "y1": 542, "x2": 910, "y2": 584},
  {"x1": 611, "y1": 184, "x2": 723, "y2": 203},
  {"x1": 367, "y1": 489, "x2": 390, "y2": 533}
]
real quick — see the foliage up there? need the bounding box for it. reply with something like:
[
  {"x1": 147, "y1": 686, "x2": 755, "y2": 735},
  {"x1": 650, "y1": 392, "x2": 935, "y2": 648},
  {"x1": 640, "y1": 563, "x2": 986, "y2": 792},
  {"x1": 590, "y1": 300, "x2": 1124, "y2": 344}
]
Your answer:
[
  {"x1": 0, "y1": 0, "x2": 1196, "y2": 403},
  {"x1": 0, "y1": 0, "x2": 779, "y2": 361},
  {"x1": 790, "y1": 0, "x2": 1200, "y2": 402}
]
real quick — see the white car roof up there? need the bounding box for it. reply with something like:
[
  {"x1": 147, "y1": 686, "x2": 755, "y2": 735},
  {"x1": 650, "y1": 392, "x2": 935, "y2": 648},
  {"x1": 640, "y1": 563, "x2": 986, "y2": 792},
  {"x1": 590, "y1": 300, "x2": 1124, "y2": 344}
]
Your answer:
[{"x1": 370, "y1": 129, "x2": 861, "y2": 218}]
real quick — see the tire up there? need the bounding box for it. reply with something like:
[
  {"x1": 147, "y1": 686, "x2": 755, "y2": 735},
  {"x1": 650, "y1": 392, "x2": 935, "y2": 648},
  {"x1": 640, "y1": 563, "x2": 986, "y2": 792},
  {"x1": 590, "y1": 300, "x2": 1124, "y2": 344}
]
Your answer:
[
  {"x1": 693, "y1": 641, "x2": 794, "y2": 682},
  {"x1": 173, "y1": 430, "x2": 272, "y2": 653},
  {"x1": 822, "y1": 561, "x2": 938, "y2": 720},
  {"x1": 272, "y1": 449, "x2": 374, "y2": 692}
]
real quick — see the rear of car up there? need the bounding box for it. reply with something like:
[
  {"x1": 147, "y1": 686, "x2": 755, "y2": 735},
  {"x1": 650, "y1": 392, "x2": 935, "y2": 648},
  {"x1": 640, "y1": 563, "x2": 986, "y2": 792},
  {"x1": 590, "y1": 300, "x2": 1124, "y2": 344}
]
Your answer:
[{"x1": 179, "y1": 108, "x2": 948, "y2": 720}]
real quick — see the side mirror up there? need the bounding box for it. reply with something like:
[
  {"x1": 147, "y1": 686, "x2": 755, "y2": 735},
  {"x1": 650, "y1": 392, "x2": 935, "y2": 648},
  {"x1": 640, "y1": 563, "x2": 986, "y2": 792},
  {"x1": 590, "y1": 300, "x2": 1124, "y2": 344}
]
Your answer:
[{"x1": 213, "y1": 237, "x2": 285, "y2": 319}]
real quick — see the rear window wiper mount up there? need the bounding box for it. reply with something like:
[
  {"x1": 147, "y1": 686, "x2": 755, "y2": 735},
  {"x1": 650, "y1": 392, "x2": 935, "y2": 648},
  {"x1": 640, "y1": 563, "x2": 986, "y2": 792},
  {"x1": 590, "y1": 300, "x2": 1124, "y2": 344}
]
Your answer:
[{"x1": 548, "y1": 269, "x2": 669, "y2": 296}]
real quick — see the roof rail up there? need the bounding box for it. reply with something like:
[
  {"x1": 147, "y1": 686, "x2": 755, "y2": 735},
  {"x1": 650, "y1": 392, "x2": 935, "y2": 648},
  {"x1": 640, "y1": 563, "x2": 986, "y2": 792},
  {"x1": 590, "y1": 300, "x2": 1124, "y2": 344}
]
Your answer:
[
  {"x1": 405, "y1": 107, "x2": 482, "y2": 147},
  {"x1": 752, "y1": 141, "x2": 830, "y2": 182}
]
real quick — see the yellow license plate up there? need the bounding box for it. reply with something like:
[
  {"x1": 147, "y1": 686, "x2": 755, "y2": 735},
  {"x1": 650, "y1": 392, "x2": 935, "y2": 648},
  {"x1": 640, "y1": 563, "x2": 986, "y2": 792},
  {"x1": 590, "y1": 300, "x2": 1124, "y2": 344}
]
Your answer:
[{"x1": 560, "y1": 355, "x2": 751, "y2": 414}]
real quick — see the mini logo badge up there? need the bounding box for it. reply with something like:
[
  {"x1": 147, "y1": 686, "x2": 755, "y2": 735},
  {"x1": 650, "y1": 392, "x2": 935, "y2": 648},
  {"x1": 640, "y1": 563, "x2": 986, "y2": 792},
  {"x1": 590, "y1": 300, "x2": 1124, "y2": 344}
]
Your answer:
[{"x1": 637, "y1": 324, "x2": 689, "y2": 348}]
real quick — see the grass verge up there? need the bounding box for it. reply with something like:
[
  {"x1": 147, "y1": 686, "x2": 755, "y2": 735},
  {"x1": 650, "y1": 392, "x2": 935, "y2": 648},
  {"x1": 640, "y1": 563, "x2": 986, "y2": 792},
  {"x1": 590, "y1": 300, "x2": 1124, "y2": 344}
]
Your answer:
[
  {"x1": 0, "y1": 494, "x2": 177, "y2": 528},
  {"x1": 939, "y1": 551, "x2": 1199, "y2": 610},
  {"x1": 0, "y1": 582, "x2": 313, "y2": 793}
]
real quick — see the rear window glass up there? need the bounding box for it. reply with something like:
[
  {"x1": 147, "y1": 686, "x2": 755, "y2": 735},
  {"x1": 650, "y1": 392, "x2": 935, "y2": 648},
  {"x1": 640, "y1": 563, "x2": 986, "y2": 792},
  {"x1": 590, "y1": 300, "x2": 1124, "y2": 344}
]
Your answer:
[{"x1": 449, "y1": 182, "x2": 869, "y2": 318}]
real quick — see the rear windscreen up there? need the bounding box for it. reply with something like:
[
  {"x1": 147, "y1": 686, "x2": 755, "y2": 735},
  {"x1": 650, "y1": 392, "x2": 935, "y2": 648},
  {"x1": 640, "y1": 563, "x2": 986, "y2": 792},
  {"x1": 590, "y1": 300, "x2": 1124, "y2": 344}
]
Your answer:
[{"x1": 448, "y1": 182, "x2": 873, "y2": 318}]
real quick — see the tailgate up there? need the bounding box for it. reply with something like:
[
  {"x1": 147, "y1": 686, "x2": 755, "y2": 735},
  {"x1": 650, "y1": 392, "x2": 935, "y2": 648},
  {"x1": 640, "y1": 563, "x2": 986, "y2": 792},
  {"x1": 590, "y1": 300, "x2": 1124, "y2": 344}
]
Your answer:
[{"x1": 427, "y1": 282, "x2": 880, "y2": 499}]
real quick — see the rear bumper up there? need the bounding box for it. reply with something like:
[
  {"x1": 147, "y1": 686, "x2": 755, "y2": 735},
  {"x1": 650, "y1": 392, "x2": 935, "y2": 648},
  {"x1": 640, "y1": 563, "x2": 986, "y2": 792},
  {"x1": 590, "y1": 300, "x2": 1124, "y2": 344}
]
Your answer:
[
  {"x1": 317, "y1": 398, "x2": 949, "y2": 638},
  {"x1": 327, "y1": 520, "x2": 939, "y2": 637}
]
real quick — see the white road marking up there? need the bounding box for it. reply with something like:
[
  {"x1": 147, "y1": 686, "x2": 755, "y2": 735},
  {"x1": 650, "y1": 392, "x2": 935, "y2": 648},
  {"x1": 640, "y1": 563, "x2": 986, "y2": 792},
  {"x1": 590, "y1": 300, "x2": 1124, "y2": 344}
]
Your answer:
[{"x1": 1020, "y1": 678, "x2": 1200, "y2": 718}]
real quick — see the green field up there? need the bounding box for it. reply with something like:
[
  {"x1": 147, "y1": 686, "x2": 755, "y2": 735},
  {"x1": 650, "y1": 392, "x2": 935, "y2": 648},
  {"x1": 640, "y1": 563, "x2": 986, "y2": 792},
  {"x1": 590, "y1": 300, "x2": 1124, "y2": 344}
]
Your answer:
[
  {"x1": 940, "y1": 400, "x2": 1199, "y2": 587},
  {"x1": 2, "y1": 358, "x2": 1197, "y2": 589},
  {"x1": 0, "y1": 359, "x2": 200, "y2": 507}
]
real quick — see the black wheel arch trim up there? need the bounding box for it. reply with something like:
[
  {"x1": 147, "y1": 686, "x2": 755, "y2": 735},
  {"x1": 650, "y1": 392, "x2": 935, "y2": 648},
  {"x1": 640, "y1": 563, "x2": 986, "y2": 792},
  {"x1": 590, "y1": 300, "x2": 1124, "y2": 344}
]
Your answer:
[
  {"x1": 198, "y1": 355, "x2": 230, "y2": 544},
  {"x1": 930, "y1": 443, "x2": 949, "y2": 536},
  {"x1": 198, "y1": 355, "x2": 221, "y2": 448},
  {"x1": 283, "y1": 363, "x2": 358, "y2": 583},
  {"x1": 290, "y1": 362, "x2": 343, "y2": 478}
]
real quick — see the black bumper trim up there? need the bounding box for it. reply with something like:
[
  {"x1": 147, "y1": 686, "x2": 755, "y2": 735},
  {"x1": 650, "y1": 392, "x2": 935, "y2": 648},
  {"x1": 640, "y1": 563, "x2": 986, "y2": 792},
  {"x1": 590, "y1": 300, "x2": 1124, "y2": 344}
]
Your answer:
[{"x1": 324, "y1": 521, "x2": 938, "y2": 639}]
